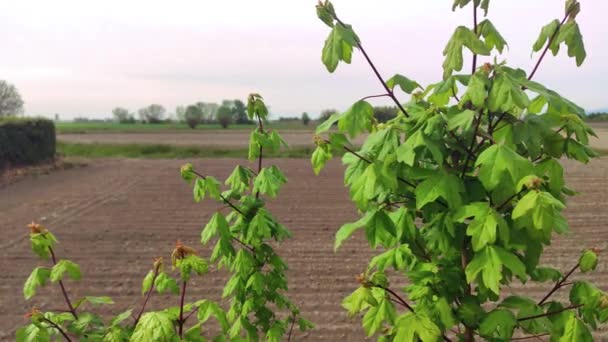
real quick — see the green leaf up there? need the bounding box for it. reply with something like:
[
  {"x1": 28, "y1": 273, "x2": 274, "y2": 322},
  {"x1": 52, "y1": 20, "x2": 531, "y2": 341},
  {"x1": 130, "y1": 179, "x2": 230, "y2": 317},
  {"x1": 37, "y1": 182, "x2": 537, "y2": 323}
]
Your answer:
[
  {"x1": 311, "y1": 145, "x2": 332, "y2": 175},
  {"x1": 386, "y1": 74, "x2": 421, "y2": 94},
  {"x1": 193, "y1": 176, "x2": 221, "y2": 202},
  {"x1": 175, "y1": 254, "x2": 208, "y2": 281},
  {"x1": 533, "y1": 19, "x2": 560, "y2": 52},
  {"x1": 459, "y1": 72, "x2": 488, "y2": 107},
  {"x1": 253, "y1": 165, "x2": 287, "y2": 198},
  {"x1": 554, "y1": 20, "x2": 586, "y2": 66},
  {"x1": 196, "y1": 300, "x2": 229, "y2": 332},
  {"x1": 16, "y1": 324, "x2": 50, "y2": 342},
  {"x1": 479, "y1": 309, "x2": 517, "y2": 339},
  {"x1": 141, "y1": 270, "x2": 154, "y2": 295},
  {"x1": 454, "y1": 202, "x2": 508, "y2": 251},
  {"x1": 338, "y1": 100, "x2": 374, "y2": 138},
  {"x1": 23, "y1": 267, "x2": 51, "y2": 300},
  {"x1": 50, "y1": 260, "x2": 81, "y2": 282},
  {"x1": 131, "y1": 312, "x2": 177, "y2": 342},
  {"x1": 393, "y1": 312, "x2": 441, "y2": 342},
  {"x1": 559, "y1": 313, "x2": 593, "y2": 341},
  {"x1": 202, "y1": 212, "x2": 231, "y2": 245},
  {"x1": 396, "y1": 130, "x2": 444, "y2": 166},
  {"x1": 335, "y1": 214, "x2": 369, "y2": 251},
  {"x1": 465, "y1": 246, "x2": 526, "y2": 294},
  {"x1": 226, "y1": 165, "x2": 254, "y2": 193},
  {"x1": 415, "y1": 171, "x2": 464, "y2": 209},
  {"x1": 512, "y1": 191, "x2": 568, "y2": 238},
  {"x1": 478, "y1": 19, "x2": 507, "y2": 53},
  {"x1": 362, "y1": 297, "x2": 396, "y2": 336},
  {"x1": 110, "y1": 309, "x2": 133, "y2": 327},
  {"x1": 315, "y1": 111, "x2": 342, "y2": 134},
  {"x1": 74, "y1": 296, "x2": 114, "y2": 309},
  {"x1": 30, "y1": 232, "x2": 56, "y2": 260},
  {"x1": 321, "y1": 24, "x2": 358, "y2": 72},
  {"x1": 342, "y1": 287, "x2": 377, "y2": 317},
  {"x1": 365, "y1": 210, "x2": 397, "y2": 249},
  {"x1": 154, "y1": 272, "x2": 179, "y2": 295},
  {"x1": 475, "y1": 144, "x2": 534, "y2": 192},
  {"x1": 488, "y1": 72, "x2": 529, "y2": 113},
  {"x1": 443, "y1": 26, "x2": 491, "y2": 78},
  {"x1": 447, "y1": 109, "x2": 477, "y2": 133},
  {"x1": 579, "y1": 249, "x2": 598, "y2": 273}
]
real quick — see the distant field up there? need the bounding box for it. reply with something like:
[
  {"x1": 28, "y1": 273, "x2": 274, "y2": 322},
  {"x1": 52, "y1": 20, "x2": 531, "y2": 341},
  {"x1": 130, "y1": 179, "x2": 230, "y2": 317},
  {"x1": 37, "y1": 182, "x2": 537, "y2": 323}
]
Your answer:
[{"x1": 55, "y1": 121, "x2": 313, "y2": 134}]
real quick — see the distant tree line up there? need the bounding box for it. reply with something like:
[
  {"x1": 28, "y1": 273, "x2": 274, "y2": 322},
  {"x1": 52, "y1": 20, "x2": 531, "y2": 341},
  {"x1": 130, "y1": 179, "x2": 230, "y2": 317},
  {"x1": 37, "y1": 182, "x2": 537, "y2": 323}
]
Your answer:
[
  {"x1": 586, "y1": 112, "x2": 608, "y2": 121},
  {"x1": 318, "y1": 106, "x2": 400, "y2": 124}
]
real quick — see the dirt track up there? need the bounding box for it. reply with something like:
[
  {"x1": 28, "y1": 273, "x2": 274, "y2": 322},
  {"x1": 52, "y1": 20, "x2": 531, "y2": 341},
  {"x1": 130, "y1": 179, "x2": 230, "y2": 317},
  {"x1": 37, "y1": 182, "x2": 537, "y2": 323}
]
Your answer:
[{"x1": 1, "y1": 158, "x2": 607, "y2": 340}]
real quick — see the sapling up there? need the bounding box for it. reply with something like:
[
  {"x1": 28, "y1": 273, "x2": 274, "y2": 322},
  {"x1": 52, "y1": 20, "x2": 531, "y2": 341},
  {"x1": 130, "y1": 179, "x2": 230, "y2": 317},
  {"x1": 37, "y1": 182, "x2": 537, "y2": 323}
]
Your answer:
[{"x1": 312, "y1": 0, "x2": 606, "y2": 340}]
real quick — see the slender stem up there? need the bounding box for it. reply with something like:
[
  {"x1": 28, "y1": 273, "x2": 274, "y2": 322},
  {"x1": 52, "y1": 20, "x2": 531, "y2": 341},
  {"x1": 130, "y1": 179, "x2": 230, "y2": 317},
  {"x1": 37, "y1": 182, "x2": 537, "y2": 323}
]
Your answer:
[
  {"x1": 48, "y1": 247, "x2": 78, "y2": 320},
  {"x1": 460, "y1": 238, "x2": 474, "y2": 342},
  {"x1": 178, "y1": 281, "x2": 187, "y2": 338},
  {"x1": 332, "y1": 17, "x2": 410, "y2": 118},
  {"x1": 538, "y1": 263, "x2": 579, "y2": 305},
  {"x1": 183, "y1": 307, "x2": 198, "y2": 322},
  {"x1": 191, "y1": 170, "x2": 245, "y2": 216},
  {"x1": 41, "y1": 317, "x2": 72, "y2": 342},
  {"x1": 255, "y1": 113, "x2": 264, "y2": 199},
  {"x1": 286, "y1": 313, "x2": 297, "y2": 342},
  {"x1": 460, "y1": 112, "x2": 483, "y2": 178},
  {"x1": 373, "y1": 284, "x2": 414, "y2": 312},
  {"x1": 527, "y1": 12, "x2": 570, "y2": 81},
  {"x1": 518, "y1": 304, "x2": 582, "y2": 322},
  {"x1": 133, "y1": 264, "x2": 161, "y2": 327},
  {"x1": 496, "y1": 188, "x2": 526, "y2": 211},
  {"x1": 471, "y1": 4, "x2": 478, "y2": 74},
  {"x1": 511, "y1": 333, "x2": 551, "y2": 341},
  {"x1": 360, "y1": 93, "x2": 390, "y2": 101},
  {"x1": 233, "y1": 236, "x2": 255, "y2": 253},
  {"x1": 489, "y1": 112, "x2": 508, "y2": 133}
]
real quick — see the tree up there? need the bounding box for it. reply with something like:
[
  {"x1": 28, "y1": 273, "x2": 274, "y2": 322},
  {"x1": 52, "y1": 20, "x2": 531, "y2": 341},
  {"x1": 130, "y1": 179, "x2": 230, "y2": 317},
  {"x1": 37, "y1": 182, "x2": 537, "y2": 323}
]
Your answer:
[
  {"x1": 302, "y1": 112, "x2": 311, "y2": 125},
  {"x1": 184, "y1": 105, "x2": 203, "y2": 129},
  {"x1": 138, "y1": 104, "x2": 165, "y2": 123},
  {"x1": 194, "y1": 102, "x2": 219, "y2": 123},
  {"x1": 373, "y1": 106, "x2": 398, "y2": 123},
  {"x1": 216, "y1": 104, "x2": 233, "y2": 128},
  {"x1": 313, "y1": 1, "x2": 606, "y2": 341},
  {"x1": 233, "y1": 99, "x2": 251, "y2": 124},
  {"x1": 175, "y1": 105, "x2": 186, "y2": 122},
  {"x1": 0, "y1": 80, "x2": 24, "y2": 117},
  {"x1": 112, "y1": 107, "x2": 134, "y2": 123}
]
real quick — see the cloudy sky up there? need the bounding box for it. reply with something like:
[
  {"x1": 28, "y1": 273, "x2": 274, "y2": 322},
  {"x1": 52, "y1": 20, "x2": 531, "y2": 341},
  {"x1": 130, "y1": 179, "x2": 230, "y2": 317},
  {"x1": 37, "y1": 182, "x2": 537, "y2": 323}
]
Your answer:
[{"x1": 1, "y1": 0, "x2": 606, "y2": 119}]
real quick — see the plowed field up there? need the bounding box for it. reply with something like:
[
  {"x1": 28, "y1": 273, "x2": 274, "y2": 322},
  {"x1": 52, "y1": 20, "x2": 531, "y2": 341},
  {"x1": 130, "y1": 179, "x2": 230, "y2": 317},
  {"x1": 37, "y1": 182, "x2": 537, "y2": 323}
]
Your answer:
[{"x1": 1, "y1": 157, "x2": 607, "y2": 340}]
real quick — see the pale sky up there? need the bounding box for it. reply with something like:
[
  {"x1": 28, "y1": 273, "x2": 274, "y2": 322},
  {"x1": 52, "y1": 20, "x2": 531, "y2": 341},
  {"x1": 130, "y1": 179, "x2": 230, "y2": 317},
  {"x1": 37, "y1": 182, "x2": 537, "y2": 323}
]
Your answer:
[{"x1": 1, "y1": 0, "x2": 607, "y2": 119}]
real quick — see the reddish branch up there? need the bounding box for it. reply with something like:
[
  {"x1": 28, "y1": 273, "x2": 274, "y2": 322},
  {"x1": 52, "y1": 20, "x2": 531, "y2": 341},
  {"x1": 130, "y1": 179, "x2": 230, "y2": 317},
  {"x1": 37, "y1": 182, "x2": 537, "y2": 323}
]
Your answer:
[
  {"x1": 471, "y1": 4, "x2": 479, "y2": 74},
  {"x1": 511, "y1": 333, "x2": 551, "y2": 340},
  {"x1": 538, "y1": 263, "x2": 580, "y2": 305},
  {"x1": 41, "y1": 317, "x2": 72, "y2": 342},
  {"x1": 332, "y1": 17, "x2": 410, "y2": 118},
  {"x1": 133, "y1": 263, "x2": 161, "y2": 327},
  {"x1": 527, "y1": 11, "x2": 571, "y2": 81},
  {"x1": 48, "y1": 247, "x2": 78, "y2": 320},
  {"x1": 178, "y1": 281, "x2": 187, "y2": 337},
  {"x1": 518, "y1": 304, "x2": 583, "y2": 322}
]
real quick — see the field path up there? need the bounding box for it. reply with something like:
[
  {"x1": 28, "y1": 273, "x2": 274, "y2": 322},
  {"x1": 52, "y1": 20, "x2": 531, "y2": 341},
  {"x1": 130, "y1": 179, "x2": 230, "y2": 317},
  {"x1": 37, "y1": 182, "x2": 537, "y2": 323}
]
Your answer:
[{"x1": 1, "y1": 158, "x2": 607, "y2": 340}]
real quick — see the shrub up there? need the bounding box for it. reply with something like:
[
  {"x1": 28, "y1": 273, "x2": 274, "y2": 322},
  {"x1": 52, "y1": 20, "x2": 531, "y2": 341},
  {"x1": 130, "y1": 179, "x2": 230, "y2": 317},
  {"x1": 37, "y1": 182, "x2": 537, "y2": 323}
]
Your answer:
[
  {"x1": 18, "y1": 94, "x2": 312, "y2": 341},
  {"x1": 312, "y1": 0, "x2": 606, "y2": 341},
  {"x1": 0, "y1": 117, "x2": 55, "y2": 169},
  {"x1": 216, "y1": 105, "x2": 233, "y2": 128},
  {"x1": 301, "y1": 112, "x2": 311, "y2": 125}
]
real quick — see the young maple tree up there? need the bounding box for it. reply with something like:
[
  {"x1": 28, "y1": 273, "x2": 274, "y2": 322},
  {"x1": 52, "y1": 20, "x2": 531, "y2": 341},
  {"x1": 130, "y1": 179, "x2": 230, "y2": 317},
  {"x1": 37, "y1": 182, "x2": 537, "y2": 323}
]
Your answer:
[
  {"x1": 312, "y1": 0, "x2": 606, "y2": 340},
  {"x1": 18, "y1": 94, "x2": 311, "y2": 341}
]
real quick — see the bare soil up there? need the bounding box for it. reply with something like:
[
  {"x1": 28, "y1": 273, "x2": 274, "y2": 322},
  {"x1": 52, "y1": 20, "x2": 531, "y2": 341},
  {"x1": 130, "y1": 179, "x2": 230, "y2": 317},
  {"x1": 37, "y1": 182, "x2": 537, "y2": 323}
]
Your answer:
[{"x1": 1, "y1": 157, "x2": 607, "y2": 340}]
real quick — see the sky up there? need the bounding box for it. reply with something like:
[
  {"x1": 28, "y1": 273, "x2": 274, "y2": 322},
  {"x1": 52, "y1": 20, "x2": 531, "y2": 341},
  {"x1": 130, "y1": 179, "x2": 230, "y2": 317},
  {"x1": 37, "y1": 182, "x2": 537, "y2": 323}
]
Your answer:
[{"x1": 0, "y1": 0, "x2": 607, "y2": 120}]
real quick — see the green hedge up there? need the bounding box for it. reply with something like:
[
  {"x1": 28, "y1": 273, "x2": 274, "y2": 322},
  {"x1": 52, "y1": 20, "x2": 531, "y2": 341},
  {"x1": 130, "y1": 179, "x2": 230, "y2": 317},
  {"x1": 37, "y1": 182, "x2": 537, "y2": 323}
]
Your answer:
[{"x1": 0, "y1": 117, "x2": 56, "y2": 168}]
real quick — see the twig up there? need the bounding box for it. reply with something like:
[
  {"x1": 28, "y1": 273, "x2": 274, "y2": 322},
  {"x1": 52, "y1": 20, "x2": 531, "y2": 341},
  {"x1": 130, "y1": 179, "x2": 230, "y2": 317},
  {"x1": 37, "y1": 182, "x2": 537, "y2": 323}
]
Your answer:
[
  {"x1": 372, "y1": 284, "x2": 414, "y2": 312},
  {"x1": 518, "y1": 304, "x2": 582, "y2": 322},
  {"x1": 460, "y1": 112, "x2": 483, "y2": 178},
  {"x1": 178, "y1": 281, "x2": 187, "y2": 338},
  {"x1": 133, "y1": 263, "x2": 161, "y2": 326},
  {"x1": 360, "y1": 93, "x2": 391, "y2": 102},
  {"x1": 538, "y1": 263, "x2": 579, "y2": 305},
  {"x1": 191, "y1": 170, "x2": 245, "y2": 216},
  {"x1": 48, "y1": 247, "x2": 78, "y2": 320},
  {"x1": 332, "y1": 16, "x2": 410, "y2": 118},
  {"x1": 41, "y1": 317, "x2": 72, "y2": 342},
  {"x1": 511, "y1": 333, "x2": 551, "y2": 341},
  {"x1": 496, "y1": 188, "x2": 526, "y2": 211},
  {"x1": 527, "y1": 11, "x2": 571, "y2": 81},
  {"x1": 471, "y1": 4, "x2": 479, "y2": 74},
  {"x1": 286, "y1": 313, "x2": 297, "y2": 342}
]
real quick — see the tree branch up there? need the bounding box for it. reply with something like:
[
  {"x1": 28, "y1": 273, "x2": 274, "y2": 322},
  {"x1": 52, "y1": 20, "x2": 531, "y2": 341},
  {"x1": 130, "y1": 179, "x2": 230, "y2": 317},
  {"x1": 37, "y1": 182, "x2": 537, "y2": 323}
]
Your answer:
[
  {"x1": 373, "y1": 284, "x2": 414, "y2": 312},
  {"x1": 360, "y1": 93, "x2": 391, "y2": 102},
  {"x1": 471, "y1": 4, "x2": 479, "y2": 74},
  {"x1": 460, "y1": 112, "x2": 483, "y2": 178},
  {"x1": 48, "y1": 247, "x2": 78, "y2": 320},
  {"x1": 511, "y1": 333, "x2": 551, "y2": 341},
  {"x1": 41, "y1": 317, "x2": 72, "y2": 342},
  {"x1": 538, "y1": 263, "x2": 580, "y2": 305},
  {"x1": 518, "y1": 304, "x2": 582, "y2": 322},
  {"x1": 333, "y1": 17, "x2": 410, "y2": 118},
  {"x1": 178, "y1": 281, "x2": 187, "y2": 338},
  {"x1": 133, "y1": 263, "x2": 161, "y2": 327},
  {"x1": 527, "y1": 11, "x2": 570, "y2": 81}
]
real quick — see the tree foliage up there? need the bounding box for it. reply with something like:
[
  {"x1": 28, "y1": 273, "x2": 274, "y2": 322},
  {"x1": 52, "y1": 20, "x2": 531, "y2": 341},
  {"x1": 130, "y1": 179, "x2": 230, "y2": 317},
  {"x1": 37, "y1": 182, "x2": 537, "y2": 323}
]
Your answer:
[
  {"x1": 0, "y1": 80, "x2": 24, "y2": 117},
  {"x1": 313, "y1": 0, "x2": 605, "y2": 340}
]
